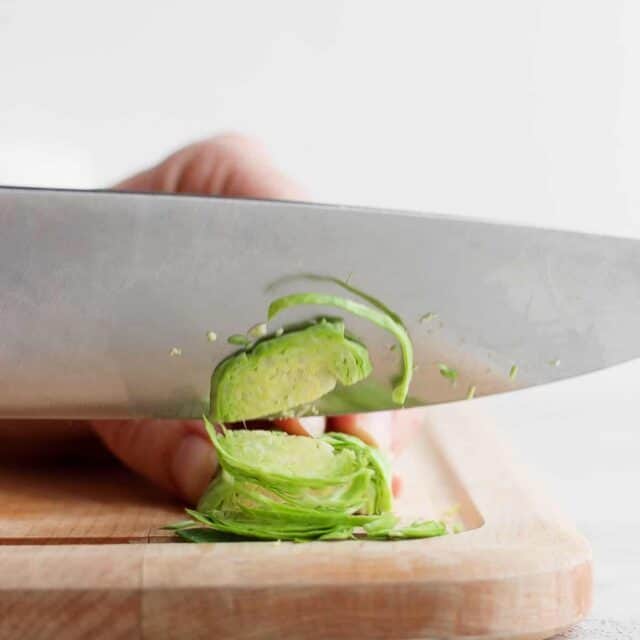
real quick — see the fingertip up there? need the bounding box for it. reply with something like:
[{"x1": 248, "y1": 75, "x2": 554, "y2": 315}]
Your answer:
[
  {"x1": 202, "y1": 133, "x2": 307, "y2": 201},
  {"x1": 207, "y1": 132, "x2": 271, "y2": 158},
  {"x1": 327, "y1": 412, "x2": 393, "y2": 450},
  {"x1": 110, "y1": 133, "x2": 308, "y2": 202}
]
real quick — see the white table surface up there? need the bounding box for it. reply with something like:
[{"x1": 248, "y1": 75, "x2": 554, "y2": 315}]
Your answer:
[{"x1": 1, "y1": 2, "x2": 639, "y2": 636}]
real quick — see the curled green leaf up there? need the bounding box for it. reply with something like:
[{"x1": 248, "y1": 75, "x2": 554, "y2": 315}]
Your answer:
[{"x1": 268, "y1": 293, "x2": 413, "y2": 404}]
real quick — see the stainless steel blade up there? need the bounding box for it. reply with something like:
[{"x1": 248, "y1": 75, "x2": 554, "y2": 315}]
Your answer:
[{"x1": 1, "y1": 186, "x2": 639, "y2": 419}]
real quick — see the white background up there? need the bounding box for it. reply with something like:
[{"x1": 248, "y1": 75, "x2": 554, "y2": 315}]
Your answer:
[{"x1": 1, "y1": 1, "x2": 639, "y2": 634}]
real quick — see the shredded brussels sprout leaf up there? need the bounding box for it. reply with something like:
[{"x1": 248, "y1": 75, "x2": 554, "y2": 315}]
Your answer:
[
  {"x1": 266, "y1": 273, "x2": 406, "y2": 328},
  {"x1": 268, "y1": 293, "x2": 413, "y2": 404},
  {"x1": 210, "y1": 319, "x2": 372, "y2": 422},
  {"x1": 167, "y1": 422, "x2": 448, "y2": 543}
]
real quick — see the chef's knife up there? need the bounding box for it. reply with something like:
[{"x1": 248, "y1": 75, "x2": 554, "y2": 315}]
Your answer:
[{"x1": 1, "y1": 186, "x2": 638, "y2": 419}]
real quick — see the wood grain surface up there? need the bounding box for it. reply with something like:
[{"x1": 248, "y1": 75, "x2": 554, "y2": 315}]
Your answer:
[{"x1": 0, "y1": 406, "x2": 592, "y2": 639}]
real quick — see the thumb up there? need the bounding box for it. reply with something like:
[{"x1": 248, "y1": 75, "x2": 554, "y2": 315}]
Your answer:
[{"x1": 92, "y1": 419, "x2": 217, "y2": 505}]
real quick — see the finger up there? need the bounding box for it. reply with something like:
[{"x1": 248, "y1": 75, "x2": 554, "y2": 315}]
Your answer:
[
  {"x1": 326, "y1": 412, "x2": 393, "y2": 450},
  {"x1": 273, "y1": 418, "x2": 311, "y2": 436},
  {"x1": 91, "y1": 420, "x2": 217, "y2": 506},
  {"x1": 327, "y1": 410, "x2": 423, "y2": 498},
  {"x1": 113, "y1": 133, "x2": 306, "y2": 201},
  {"x1": 329, "y1": 410, "x2": 423, "y2": 454}
]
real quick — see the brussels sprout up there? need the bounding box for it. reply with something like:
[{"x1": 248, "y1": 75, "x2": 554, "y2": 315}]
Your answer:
[
  {"x1": 209, "y1": 287, "x2": 414, "y2": 424},
  {"x1": 169, "y1": 423, "x2": 447, "y2": 542},
  {"x1": 167, "y1": 284, "x2": 444, "y2": 542},
  {"x1": 210, "y1": 319, "x2": 372, "y2": 423}
]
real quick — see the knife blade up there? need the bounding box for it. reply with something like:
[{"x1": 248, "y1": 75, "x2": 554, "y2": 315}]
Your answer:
[{"x1": 1, "y1": 185, "x2": 638, "y2": 419}]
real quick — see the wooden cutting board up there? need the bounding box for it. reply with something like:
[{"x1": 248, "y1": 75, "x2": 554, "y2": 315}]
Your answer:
[{"x1": 0, "y1": 406, "x2": 591, "y2": 640}]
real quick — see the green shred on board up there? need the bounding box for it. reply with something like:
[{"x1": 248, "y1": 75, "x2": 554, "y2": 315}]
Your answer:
[{"x1": 167, "y1": 423, "x2": 448, "y2": 543}]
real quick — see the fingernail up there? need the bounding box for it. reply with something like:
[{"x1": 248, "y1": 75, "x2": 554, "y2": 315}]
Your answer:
[{"x1": 171, "y1": 435, "x2": 218, "y2": 505}]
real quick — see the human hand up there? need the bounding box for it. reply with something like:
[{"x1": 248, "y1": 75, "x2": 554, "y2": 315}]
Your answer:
[{"x1": 92, "y1": 134, "x2": 419, "y2": 505}]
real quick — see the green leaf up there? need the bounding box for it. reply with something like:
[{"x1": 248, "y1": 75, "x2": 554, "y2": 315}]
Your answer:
[
  {"x1": 362, "y1": 512, "x2": 398, "y2": 536},
  {"x1": 387, "y1": 520, "x2": 447, "y2": 539},
  {"x1": 169, "y1": 426, "x2": 448, "y2": 544},
  {"x1": 318, "y1": 527, "x2": 356, "y2": 541},
  {"x1": 189, "y1": 427, "x2": 392, "y2": 541},
  {"x1": 266, "y1": 273, "x2": 406, "y2": 328},
  {"x1": 268, "y1": 293, "x2": 413, "y2": 404}
]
